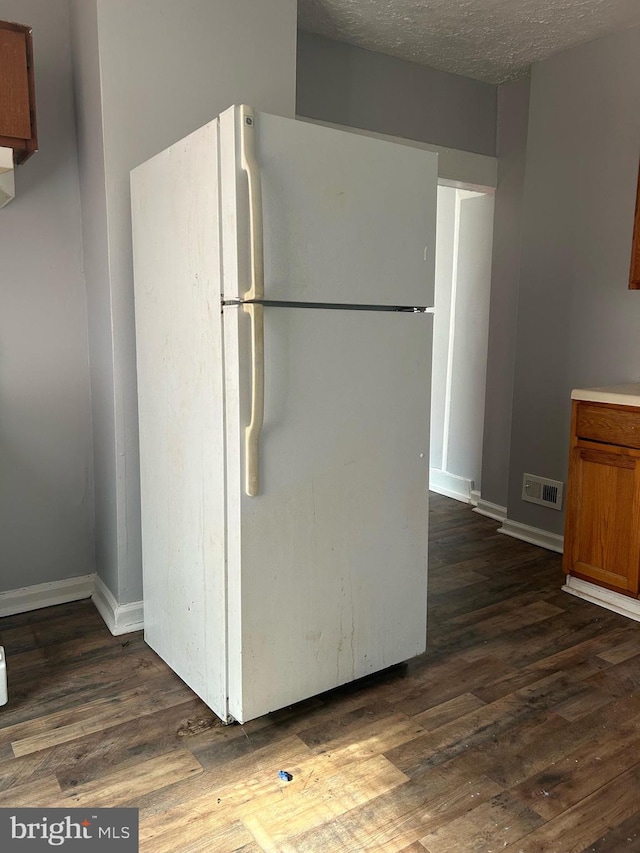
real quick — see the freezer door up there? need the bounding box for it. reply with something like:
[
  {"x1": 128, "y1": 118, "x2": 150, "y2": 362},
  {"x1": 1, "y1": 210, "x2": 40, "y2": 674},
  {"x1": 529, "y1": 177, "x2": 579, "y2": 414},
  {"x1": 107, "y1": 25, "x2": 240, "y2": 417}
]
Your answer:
[
  {"x1": 219, "y1": 106, "x2": 437, "y2": 307},
  {"x1": 224, "y1": 305, "x2": 431, "y2": 723}
]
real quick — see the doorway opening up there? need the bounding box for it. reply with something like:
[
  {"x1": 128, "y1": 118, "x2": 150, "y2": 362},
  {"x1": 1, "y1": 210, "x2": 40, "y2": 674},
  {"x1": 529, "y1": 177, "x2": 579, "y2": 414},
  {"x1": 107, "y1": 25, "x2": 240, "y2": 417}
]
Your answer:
[{"x1": 430, "y1": 185, "x2": 495, "y2": 505}]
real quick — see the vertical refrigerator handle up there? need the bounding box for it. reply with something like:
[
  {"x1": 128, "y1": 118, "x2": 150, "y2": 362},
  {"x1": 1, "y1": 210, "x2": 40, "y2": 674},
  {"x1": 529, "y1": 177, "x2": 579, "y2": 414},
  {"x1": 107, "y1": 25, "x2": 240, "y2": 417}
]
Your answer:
[
  {"x1": 244, "y1": 303, "x2": 264, "y2": 497},
  {"x1": 240, "y1": 105, "x2": 265, "y2": 496}
]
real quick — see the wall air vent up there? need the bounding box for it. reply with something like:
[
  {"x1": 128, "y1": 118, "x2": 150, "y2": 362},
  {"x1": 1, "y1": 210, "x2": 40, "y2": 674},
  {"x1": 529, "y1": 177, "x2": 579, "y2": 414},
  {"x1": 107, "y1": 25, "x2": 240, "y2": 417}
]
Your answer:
[{"x1": 522, "y1": 474, "x2": 564, "y2": 510}]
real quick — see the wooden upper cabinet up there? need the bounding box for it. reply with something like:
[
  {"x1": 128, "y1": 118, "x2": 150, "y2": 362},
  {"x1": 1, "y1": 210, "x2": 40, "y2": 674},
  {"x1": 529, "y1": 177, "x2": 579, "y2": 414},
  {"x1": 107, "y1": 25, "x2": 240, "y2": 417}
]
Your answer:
[
  {"x1": 631, "y1": 161, "x2": 640, "y2": 289},
  {"x1": 0, "y1": 20, "x2": 37, "y2": 164}
]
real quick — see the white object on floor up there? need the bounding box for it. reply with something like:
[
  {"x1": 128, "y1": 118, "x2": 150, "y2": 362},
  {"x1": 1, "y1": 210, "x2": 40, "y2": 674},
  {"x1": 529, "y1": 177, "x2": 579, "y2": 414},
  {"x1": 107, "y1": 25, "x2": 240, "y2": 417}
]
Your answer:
[
  {"x1": 0, "y1": 646, "x2": 7, "y2": 706},
  {"x1": 0, "y1": 147, "x2": 15, "y2": 209}
]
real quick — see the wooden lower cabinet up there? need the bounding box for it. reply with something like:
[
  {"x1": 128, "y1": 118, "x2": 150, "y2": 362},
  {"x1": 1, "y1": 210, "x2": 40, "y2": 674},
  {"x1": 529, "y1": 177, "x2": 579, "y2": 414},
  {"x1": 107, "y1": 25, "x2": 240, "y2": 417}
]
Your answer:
[{"x1": 564, "y1": 401, "x2": 640, "y2": 596}]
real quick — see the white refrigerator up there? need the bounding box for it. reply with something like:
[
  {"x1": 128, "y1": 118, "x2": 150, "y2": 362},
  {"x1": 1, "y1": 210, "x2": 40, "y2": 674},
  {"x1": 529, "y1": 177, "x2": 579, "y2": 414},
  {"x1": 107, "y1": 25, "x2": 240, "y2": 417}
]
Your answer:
[{"x1": 131, "y1": 105, "x2": 438, "y2": 724}]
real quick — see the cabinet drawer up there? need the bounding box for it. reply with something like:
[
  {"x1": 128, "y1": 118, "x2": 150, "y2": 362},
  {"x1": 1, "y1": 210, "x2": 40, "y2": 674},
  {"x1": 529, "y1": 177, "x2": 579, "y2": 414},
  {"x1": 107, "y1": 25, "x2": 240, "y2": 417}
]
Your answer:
[{"x1": 576, "y1": 403, "x2": 640, "y2": 449}]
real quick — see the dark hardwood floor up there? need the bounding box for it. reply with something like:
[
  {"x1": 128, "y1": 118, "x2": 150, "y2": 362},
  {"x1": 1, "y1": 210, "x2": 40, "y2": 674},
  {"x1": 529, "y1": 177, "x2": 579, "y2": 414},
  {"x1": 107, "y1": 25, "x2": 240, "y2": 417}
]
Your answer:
[{"x1": 2, "y1": 493, "x2": 640, "y2": 851}]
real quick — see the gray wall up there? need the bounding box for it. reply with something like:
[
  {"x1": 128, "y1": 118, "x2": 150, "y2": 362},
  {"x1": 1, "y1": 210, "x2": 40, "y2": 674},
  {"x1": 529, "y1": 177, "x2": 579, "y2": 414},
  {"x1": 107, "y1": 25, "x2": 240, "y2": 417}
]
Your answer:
[
  {"x1": 70, "y1": 0, "x2": 298, "y2": 604},
  {"x1": 0, "y1": 0, "x2": 94, "y2": 591},
  {"x1": 507, "y1": 25, "x2": 640, "y2": 534},
  {"x1": 296, "y1": 31, "x2": 497, "y2": 156},
  {"x1": 480, "y1": 75, "x2": 531, "y2": 511},
  {"x1": 69, "y1": 0, "x2": 115, "y2": 596}
]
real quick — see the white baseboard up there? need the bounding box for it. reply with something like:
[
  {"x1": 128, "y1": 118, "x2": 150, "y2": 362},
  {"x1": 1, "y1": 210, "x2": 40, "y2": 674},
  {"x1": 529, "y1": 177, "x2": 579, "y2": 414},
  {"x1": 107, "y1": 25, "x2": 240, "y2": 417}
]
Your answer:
[
  {"x1": 430, "y1": 468, "x2": 474, "y2": 504},
  {"x1": 0, "y1": 574, "x2": 143, "y2": 636},
  {"x1": 0, "y1": 574, "x2": 94, "y2": 619},
  {"x1": 563, "y1": 576, "x2": 640, "y2": 623},
  {"x1": 498, "y1": 517, "x2": 564, "y2": 553},
  {"x1": 473, "y1": 499, "x2": 507, "y2": 522},
  {"x1": 92, "y1": 576, "x2": 144, "y2": 636}
]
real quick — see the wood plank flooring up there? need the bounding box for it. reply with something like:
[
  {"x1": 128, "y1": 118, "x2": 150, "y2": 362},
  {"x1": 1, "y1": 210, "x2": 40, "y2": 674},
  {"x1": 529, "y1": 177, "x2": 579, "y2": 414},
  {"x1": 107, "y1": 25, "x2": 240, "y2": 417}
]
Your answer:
[{"x1": 2, "y1": 493, "x2": 640, "y2": 852}]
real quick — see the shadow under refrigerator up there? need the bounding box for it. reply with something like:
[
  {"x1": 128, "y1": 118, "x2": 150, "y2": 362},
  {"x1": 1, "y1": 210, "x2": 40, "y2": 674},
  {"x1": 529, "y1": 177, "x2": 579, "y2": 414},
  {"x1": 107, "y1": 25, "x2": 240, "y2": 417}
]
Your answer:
[{"x1": 131, "y1": 105, "x2": 438, "y2": 724}]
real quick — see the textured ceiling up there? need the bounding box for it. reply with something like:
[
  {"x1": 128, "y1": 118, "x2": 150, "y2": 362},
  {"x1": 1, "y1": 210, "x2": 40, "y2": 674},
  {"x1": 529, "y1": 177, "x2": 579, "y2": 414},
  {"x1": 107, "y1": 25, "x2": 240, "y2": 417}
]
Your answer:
[{"x1": 297, "y1": 0, "x2": 640, "y2": 84}]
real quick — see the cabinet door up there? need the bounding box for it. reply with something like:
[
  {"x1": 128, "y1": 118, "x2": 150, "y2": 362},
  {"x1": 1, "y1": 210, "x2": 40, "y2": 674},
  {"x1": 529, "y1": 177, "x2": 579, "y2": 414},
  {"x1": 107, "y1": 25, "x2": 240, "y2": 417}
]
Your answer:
[
  {"x1": 0, "y1": 20, "x2": 37, "y2": 163},
  {"x1": 565, "y1": 445, "x2": 640, "y2": 594}
]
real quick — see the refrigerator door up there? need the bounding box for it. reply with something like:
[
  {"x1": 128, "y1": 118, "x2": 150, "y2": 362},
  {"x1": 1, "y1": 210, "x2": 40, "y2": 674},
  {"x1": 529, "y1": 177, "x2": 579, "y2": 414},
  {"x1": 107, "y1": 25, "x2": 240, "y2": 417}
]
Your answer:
[
  {"x1": 219, "y1": 105, "x2": 438, "y2": 307},
  {"x1": 224, "y1": 304, "x2": 432, "y2": 723}
]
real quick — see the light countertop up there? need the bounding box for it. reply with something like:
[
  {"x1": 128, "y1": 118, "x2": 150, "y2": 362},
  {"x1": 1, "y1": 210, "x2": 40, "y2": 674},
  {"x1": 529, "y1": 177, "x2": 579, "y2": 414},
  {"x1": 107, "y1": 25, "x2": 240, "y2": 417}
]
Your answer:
[{"x1": 571, "y1": 383, "x2": 640, "y2": 407}]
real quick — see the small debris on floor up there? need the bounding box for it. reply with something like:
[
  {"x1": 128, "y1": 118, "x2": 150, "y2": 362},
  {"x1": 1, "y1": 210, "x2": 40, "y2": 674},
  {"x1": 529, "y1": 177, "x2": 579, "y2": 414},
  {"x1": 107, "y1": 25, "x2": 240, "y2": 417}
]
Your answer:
[
  {"x1": 278, "y1": 770, "x2": 293, "y2": 782},
  {"x1": 176, "y1": 715, "x2": 220, "y2": 736}
]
